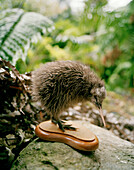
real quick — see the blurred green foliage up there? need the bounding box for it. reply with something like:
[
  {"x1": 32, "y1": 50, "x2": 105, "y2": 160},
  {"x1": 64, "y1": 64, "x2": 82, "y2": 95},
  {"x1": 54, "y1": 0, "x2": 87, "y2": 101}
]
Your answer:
[{"x1": 0, "y1": 0, "x2": 134, "y2": 94}]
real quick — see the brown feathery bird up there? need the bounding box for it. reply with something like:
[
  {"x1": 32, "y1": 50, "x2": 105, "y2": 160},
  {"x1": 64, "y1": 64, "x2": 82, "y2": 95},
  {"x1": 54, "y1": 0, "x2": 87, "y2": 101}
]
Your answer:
[{"x1": 32, "y1": 60, "x2": 106, "y2": 131}]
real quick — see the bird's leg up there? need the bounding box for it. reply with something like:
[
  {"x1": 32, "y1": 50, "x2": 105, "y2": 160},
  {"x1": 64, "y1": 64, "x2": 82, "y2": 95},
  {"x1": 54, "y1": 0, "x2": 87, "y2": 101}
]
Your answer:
[
  {"x1": 52, "y1": 117, "x2": 76, "y2": 132},
  {"x1": 57, "y1": 120, "x2": 65, "y2": 132},
  {"x1": 52, "y1": 117, "x2": 58, "y2": 125},
  {"x1": 52, "y1": 117, "x2": 65, "y2": 131},
  {"x1": 58, "y1": 120, "x2": 76, "y2": 131}
]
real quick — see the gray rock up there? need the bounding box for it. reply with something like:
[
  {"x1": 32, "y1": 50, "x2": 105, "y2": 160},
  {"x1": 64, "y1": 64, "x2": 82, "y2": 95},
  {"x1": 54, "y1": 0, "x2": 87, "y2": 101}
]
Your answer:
[{"x1": 11, "y1": 121, "x2": 134, "y2": 170}]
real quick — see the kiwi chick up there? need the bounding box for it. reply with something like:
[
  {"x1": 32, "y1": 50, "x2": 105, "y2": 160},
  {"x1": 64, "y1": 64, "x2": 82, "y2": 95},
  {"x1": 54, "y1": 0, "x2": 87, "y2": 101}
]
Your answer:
[{"x1": 32, "y1": 60, "x2": 106, "y2": 131}]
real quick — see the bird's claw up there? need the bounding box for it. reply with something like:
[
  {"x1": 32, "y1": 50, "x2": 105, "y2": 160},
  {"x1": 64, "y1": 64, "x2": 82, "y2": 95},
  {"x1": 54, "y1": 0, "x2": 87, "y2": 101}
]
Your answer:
[
  {"x1": 52, "y1": 118, "x2": 76, "y2": 132},
  {"x1": 63, "y1": 124, "x2": 76, "y2": 131}
]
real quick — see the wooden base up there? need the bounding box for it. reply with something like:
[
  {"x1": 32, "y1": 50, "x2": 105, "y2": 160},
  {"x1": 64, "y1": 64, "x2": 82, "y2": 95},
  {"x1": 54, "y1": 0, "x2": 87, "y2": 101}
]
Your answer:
[{"x1": 35, "y1": 120, "x2": 99, "y2": 151}]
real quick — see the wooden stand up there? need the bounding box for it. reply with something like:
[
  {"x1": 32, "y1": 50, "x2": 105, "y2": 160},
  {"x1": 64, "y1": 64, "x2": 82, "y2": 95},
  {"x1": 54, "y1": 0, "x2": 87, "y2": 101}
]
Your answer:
[{"x1": 35, "y1": 120, "x2": 99, "y2": 151}]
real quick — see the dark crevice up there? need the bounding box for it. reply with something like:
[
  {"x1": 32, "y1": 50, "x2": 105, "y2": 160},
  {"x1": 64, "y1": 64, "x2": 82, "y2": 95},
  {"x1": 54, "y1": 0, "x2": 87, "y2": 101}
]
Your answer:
[{"x1": 41, "y1": 160, "x2": 59, "y2": 170}]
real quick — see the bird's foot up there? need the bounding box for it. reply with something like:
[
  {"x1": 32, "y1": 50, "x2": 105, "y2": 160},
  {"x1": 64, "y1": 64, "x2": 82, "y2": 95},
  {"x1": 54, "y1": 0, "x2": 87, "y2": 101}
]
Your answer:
[
  {"x1": 52, "y1": 118, "x2": 76, "y2": 132},
  {"x1": 62, "y1": 124, "x2": 76, "y2": 131}
]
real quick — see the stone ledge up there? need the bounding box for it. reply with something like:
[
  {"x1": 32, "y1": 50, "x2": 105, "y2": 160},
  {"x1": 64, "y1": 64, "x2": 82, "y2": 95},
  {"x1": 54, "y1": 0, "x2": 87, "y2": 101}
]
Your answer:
[{"x1": 11, "y1": 120, "x2": 134, "y2": 170}]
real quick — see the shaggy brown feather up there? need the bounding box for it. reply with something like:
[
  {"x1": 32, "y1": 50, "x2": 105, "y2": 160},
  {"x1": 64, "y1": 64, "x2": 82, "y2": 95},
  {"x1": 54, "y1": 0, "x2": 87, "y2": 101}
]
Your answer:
[{"x1": 32, "y1": 60, "x2": 106, "y2": 130}]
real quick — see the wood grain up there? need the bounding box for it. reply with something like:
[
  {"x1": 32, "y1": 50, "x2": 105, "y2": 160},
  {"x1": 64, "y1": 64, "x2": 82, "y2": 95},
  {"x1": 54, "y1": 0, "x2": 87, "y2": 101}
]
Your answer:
[{"x1": 35, "y1": 120, "x2": 99, "y2": 151}]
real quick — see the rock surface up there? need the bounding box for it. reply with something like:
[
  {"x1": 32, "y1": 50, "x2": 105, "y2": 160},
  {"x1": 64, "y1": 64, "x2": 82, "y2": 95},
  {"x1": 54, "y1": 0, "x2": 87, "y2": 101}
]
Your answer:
[{"x1": 11, "y1": 121, "x2": 134, "y2": 170}]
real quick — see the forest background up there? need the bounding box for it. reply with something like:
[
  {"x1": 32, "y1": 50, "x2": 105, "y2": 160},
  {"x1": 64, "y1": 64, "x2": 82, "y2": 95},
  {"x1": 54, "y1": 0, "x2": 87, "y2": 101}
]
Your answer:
[
  {"x1": 0, "y1": 0, "x2": 134, "y2": 95},
  {"x1": 0, "y1": 0, "x2": 134, "y2": 169}
]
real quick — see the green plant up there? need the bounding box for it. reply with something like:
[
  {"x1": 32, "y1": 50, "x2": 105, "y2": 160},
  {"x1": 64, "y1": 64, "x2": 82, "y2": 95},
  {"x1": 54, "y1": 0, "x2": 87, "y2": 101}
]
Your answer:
[{"x1": 0, "y1": 8, "x2": 54, "y2": 65}]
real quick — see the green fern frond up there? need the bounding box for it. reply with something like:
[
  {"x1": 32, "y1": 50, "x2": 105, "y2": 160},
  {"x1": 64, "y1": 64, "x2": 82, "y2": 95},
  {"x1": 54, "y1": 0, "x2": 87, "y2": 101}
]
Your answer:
[{"x1": 0, "y1": 8, "x2": 54, "y2": 64}]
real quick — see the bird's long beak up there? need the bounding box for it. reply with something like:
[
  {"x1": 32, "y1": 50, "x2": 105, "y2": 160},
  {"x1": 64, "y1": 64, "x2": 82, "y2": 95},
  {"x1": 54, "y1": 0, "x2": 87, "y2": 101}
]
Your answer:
[{"x1": 99, "y1": 107, "x2": 106, "y2": 127}]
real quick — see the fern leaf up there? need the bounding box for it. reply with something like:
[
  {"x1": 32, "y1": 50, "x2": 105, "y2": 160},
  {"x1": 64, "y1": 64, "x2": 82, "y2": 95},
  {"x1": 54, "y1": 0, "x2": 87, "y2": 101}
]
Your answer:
[{"x1": 0, "y1": 8, "x2": 54, "y2": 64}]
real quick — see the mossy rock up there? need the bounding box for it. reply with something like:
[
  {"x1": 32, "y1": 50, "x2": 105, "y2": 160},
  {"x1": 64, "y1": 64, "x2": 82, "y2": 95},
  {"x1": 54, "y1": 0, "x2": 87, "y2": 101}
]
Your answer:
[{"x1": 11, "y1": 121, "x2": 134, "y2": 170}]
